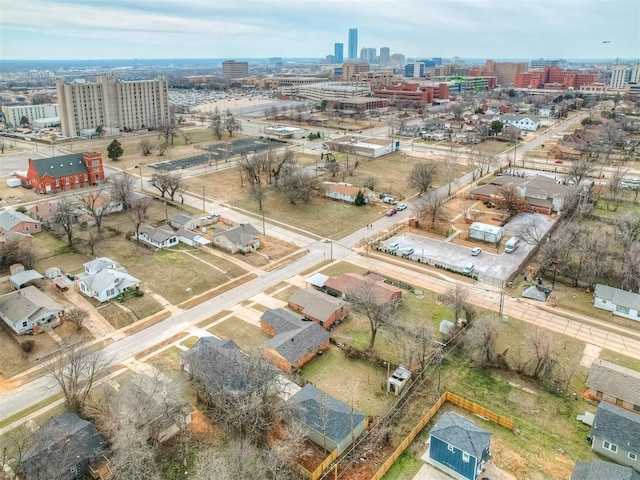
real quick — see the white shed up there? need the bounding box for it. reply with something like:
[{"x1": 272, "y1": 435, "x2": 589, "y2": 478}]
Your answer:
[
  {"x1": 45, "y1": 267, "x2": 62, "y2": 279},
  {"x1": 468, "y1": 222, "x2": 504, "y2": 244}
]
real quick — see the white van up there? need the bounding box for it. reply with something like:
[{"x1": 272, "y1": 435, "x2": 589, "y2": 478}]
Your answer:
[{"x1": 504, "y1": 237, "x2": 519, "y2": 253}]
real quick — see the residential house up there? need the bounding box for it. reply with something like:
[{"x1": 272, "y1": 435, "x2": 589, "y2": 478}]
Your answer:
[
  {"x1": 28, "y1": 199, "x2": 64, "y2": 228},
  {"x1": 170, "y1": 213, "x2": 198, "y2": 231},
  {"x1": 470, "y1": 175, "x2": 569, "y2": 214},
  {"x1": 427, "y1": 412, "x2": 492, "y2": 480},
  {"x1": 20, "y1": 413, "x2": 106, "y2": 480},
  {"x1": 259, "y1": 308, "x2": 331, "y2": 372},
  {"x1": 286, "y1": 384, "x2": 367, "y2": 454},
  {"x1": 83, "y1": 257, "x2": 118, "y2": 275},
  {"x1": 213, "y1": 223, "x2": 260, "y2": 254},
  {"x1": 323, "y1": 272, "x2": 402, "y2": 305},
  {"x1": 17, "y1": 152, "x2": 105, "y2": 194},
  {"x1": 288, "y1": 288, "x2": 349, "y2": 330},
  {"x1": 0, "y1": 231, "x2": 33, "y2": 248},
  {"x1": 182, "y1": 336, "x2": 279, "y2": 401},
  {"x1": 0, "y1": 285, "x2": 64, "y2": 335},
  {"x1": 116, "y1": 373, "x2": 193, "y2": 443},
  {"x1": 137, "y1": 224, "x2": 179, "y2": 249},
  {"x1": 79, "y1": 267, "x2": 140, "y2": 303},
  {"x1": 593, "y1": 284, "x2": 640, "y2": 322},
  {"x1": 589, "y1": 402, "x2": 640, "y2": 470},
  {"x1": 537, "y1": 105, "x2": 556, "y2": 118},
  {"x1": 571, "y1": 460, "x2": 640, "y2": 480},
  {"x1": 0, "y1": 210, "x2": 41, "y2": 235},
  {"x1": 176, "y1": 228, "x2": 211, "y2": 247},
  {"x1": 79, "y1": 191, "x2": 124, "y2": 217},
  {"x1": 500, "y1": 114, "x2": 541, "y2": 131},
  {"x1": 586, "y1": 359, "x2": 640, "y2": 413},
  {"x1": 322, "y1": 182, "x2": 374, "y2": 204}
]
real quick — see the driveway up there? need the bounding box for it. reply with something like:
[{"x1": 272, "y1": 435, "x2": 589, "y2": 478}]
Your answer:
[{"x1": 383, "y1": 213, "x2": 556, "y2": 283}]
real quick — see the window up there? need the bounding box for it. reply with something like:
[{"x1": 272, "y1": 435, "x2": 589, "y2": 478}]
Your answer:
[
  {"x1": 596, "y1": 390, "x2": 603, "y2": 398},
  {"x1": 462, "y1": 452, "x2": 470, "y2": 463},
  {"x1": 447, "y1": 444, "x2": 454, "y2": 452},
  {"x1": 22, "y1": 321, "x2": 27, "y2": 327},
  {"x1": 629, "y1": 452, "x2": 637, "y2": 461},
  {"x1": 616, "y1": 305, "x2": 630, "y2": 314},
  {"x1": 634, "y1": 404, "x2": 640, "y2": 412},
  {"x1": 603, "y1": 440, "x2": 618, "y2": 453},
  {"x1": 106, "y1": 288, "x2": 115, "y2": 297},
  {"x1": 616, "y1": 398, "x2": 623, "y2": 406}
]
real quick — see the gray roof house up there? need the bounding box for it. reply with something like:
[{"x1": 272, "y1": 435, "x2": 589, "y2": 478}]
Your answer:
[
  {"x1": 0, "y1": 210, "x2": 42, "y2": 235},
  {"x1": 0, "y1": 285, "x2": 64, "y2": 335},
  {"x1": 83, "y1": 257, "x2": 118, "y2": 275},
  {"x1": 182, "y1": 336, "x2": 279, "y2": 400},
  {"x1": 137, "y1": 224, "x2": 179, "y2": 249},
  {"x1": 594, "y1": 284, "x2": 640, "y2": 322},
  {"x1": 288, "y1": 288, "x2": 349, "y2": 330},
  {"x1": 428, "y1": 412, "x2": 492, "y2": 480},
  {"x1": 571, "y1": 459, "x2": 640, "y2": 480},
  {"x1": 78, "y1": 267, "x2": 140, "y2": 303},
  {"x1": 213, "y1": 223, "x2": 260, "y2": 254},
  {"x1": 20, "y1": 413, "x2": 106, "y2": 480},
  {"x1": 286, "y1": 384, "x2": 367, "y2": 454},
  {"x1": 170, "y1": 213, "x2": 197, "y2": 231},
  {"x1": 586, "y1": 359, "x2": 640, "y2": 413},
  {"x1": 259, "y1": 308, "x2": 331, "y2": 372},
  {"x1": 589, "y1": 402, "x2": 640, "y2": 470}
]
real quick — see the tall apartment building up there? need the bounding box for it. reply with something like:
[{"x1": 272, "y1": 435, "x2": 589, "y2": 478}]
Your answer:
[
  {"x1": 404, "y1": 62, "x2": 425, "y2": 79},
  {"x1": 390, "y1": 54, "x2": 405, "y2": 68},
  {"x1": 222, "y1": 60, "x2": 249, "y2": 80},
  {"x1": 2, "y1": 104, "x2": 59, "y2": 127},
  {"x1": 609, "y1": 63, "x2": 640, "y2": 90},
  {"x1": 531, "y1": 58, "x2": 560, "y2": 69},
  {"x1": 56, "y1": 75, "x2": 169, "y2": 138},
  {"x1": 342, "y1": 62, "x2": 370, "y2": 81},
  {"x1": 348, "y1": 28, "x2": 358, "y2": 60},
  {"x1": 379, "y1": 47, "x2": 390, "y2": 67},
  {"x1": 334, "y1": 43, "x2": 344, "y2": 64},
  {"x1": 482, "y1": 60, "x2": 528, "y2": 86}
]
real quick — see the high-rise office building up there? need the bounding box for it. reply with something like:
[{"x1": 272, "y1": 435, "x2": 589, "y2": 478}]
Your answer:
[
  {"x1": 348, "y1": 28, "x2": 358, "y2": 60},
  {"x1": 379, "y1": 47, "x2": 390, "y2": 67},
  {"x1": 222, "y1": 60, "x2": 249, "y2": 80},
  {"x1": 56, "y1": 75, "x2": 169, "y2": 138},
  {"x1": 360, "y1": 47, "x2": 377, "y2": 64},
  {"x1": 404, "y1": 62, "x2": 425, "y2": 79},
  {"x1": 610, "y1": 64, "x2": 629, "y2": 89},
  {"x1": 334, "y1": 43, "x2": 344, "y2": 64}
]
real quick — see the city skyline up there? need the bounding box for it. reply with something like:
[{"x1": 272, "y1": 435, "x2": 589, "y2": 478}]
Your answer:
[{"x1": 0, "y1": 0, "x2": 638, "y2": 61}]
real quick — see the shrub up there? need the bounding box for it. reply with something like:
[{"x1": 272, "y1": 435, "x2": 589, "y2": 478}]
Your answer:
[{"x1": 21, "y1": 339, "x2": 35, "y2": 354}]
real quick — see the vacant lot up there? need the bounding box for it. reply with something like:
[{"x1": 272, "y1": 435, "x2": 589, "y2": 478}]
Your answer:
[{"x1": 207, "y1": 316, "x2": 270, "y2": 353}]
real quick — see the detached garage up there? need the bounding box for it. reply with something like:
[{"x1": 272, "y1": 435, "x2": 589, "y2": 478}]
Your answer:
[{"x1": 468, "y1": 222, "x2": 504, "y2": 244}]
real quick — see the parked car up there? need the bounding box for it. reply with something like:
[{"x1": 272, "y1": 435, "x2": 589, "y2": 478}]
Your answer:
[
  {"x1": 387, "y1": 242, "x2": 400, "y2": 251},
  {"x1": 397, "y1": 203, "x2": 408, "y2": 211},
  {"x1": 400, "y1": 247, "x2": 414, "y2": 257},
  {"x1": 386, "y1": 208, "x2": 397, "y2": 216},
  {"x1": 471, "y1": 247, "x2": 482, "y2": 256},
  {"x1": 462, "y1": 263, "x2": 475, "y2": 274}
]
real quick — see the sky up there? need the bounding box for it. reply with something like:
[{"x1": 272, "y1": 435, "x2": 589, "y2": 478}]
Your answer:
[{"x1": 1, "y1": 0, "x2": 638, "y2": 61}]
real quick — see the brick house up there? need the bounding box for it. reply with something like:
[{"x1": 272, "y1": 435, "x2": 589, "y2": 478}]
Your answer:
[
  {"x1": 288, "y1": 288, "x2": 349, "y2": 330},
  {"x1": 18, "y1": 152, "x2": 105, "y2": 194},
  {"x1": 585, "y1": 359, "x2": 640, "y2": 413},
  {"x1": 260, "y1": 308, "x2": 330, "y2": 373},
  {"x1": 323, "y1": 273, "x2": 402, "y2": 306}
]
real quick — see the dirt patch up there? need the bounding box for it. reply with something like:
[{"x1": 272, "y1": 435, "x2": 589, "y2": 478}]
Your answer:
[
  {"x1": 241, "y1": 235, "x2": 300, "y2": 267},
  {"x1": 0, "y1": 323, "x2": 61, "y2": 379}
]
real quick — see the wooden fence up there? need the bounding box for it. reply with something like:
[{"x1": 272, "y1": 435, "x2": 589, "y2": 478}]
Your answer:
[
  {"x1": 368, "y1": 392, "x2": 514, "y2": 480},
  {"x1": 296, "y1": 448, "x2": 339, "y2": 480}
]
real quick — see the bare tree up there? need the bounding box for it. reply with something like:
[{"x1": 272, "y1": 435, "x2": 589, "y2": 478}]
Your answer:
[
  {"x1": 108, "y1": 171, "x2": 135, "y2": 211},
  {"x1": 183, "y1": 131, "x2": 193, "y2": 145},
  {"x1": 157, "y1": 120, "x2": 179, "y2": 146},
  {"x1": 465, "y1": 315, "x2": 498, "y2": 368},
  {"x1": 209, "y1": 110, "x2": 223, "y2": 140},
  {"x1": 149, "y1": 172, "x2": 182, "y2": 200},
  {"x1": 494, "y1": 185, "x2": 529, "y2": 217},
  {"x1": 156, "y1": 141, "x2": 168, "y2": 156},
  {"x1": 78, "y1": 190, "x2": 108, "y2": 232},
  {"x1": 52, "y1": 196, "x2": 77, "y2": 246},
  {"x1": 138, "y1": 139, "x2": 153, "y2": 156},
  {"x1": 469, "y1": 148, "x2": 498, "y2": 180},
  {"x1": 346, "y1": 276, "x2": 400, "y2": 349},
  {"x1": 279, "y1": 163, "x2": 316, "y2": 205},
  {"x1": 194, "y1": 438, "x2": 271, "y2": 480},
  {"x1": 516, "y1": 216, "x2": 544, "y2": 245},
  {"x1": 0, "y1": 238, "x2": 35, "y2": 270},
  {"x1": 65, "y1": 308, "x2": 88, "y2": 331},
  {"x1": 616, "y1": 211, "x2": 640, "y2": 250},
  {"x1": 450, "y1": 101, "x2": 465, "y2": 120},
  {"x1": 417, "y1": 194, "x2": 450, "y2": 229},
  {"x1": 109, "y1": 423, "x2": 161, "y2": 480},
  {"x1": 408, "y1": 161, "x2": 439, "y2": 195},
  {"x1": 270, "y1": 150, "x2": 293, "y2": 188},
  {"x1": 523, "y1": 327, "x2": 559, "y2": 380},
  {"x1": 442, "y1": 284, "x2": 468, "y2": 322},
  {"x1": 224, "y1": 115, "x2": 242, "y2": 138},
  {"x1": 620, "y1": 246, "x2": 640, "y2": 291},
  {"x1": 0, "y1": 424, "x2": 34, "y2": 480},
  {"x1": 566, "y1": 161, "x2": 595, "y2": 186},
  {"x1": 45, "y1": 340, "x2": 109, "y2": 412},
  {"x1": 128, "y1": 197, "x2": 151, "y2": 242}
]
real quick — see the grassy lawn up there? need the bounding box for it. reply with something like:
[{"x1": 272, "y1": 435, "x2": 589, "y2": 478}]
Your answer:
[
  {"x1": 382, "y1": 449, "x2": 423, "y2": 480},
  {"x1": 0, "y1": 392, "x2": 65, "y2": 429},
  {"x1": 301, "y1": 347, "x2": 394, "y2": 416},
  {"x1": 122, "y1": 293, "x2": 164, "y2": 319},
  {"x1": 207, "y1": 317, "x2": 270, "y2": 353},
  {"x1": 98, "y1": 303, "x2": 133, "y2": 329},
  {"x1": 146, "y1": 346, "x2": 184, "y2": 379},
  {"x1": 319, "y1": 261, "x2": 368, "y2": 277},
  {"x1": 195, "y1": 310, "x2": 232, "y2": 328},
  {"x1": 180, "y1": 336, "x2": 200, "y2": 349},
  {"x1": 272, "y1": 284, "x2": 298, "y2": 302},
  {"x1": 598, "y1": 349, "x2": 640, "y2": 372}
]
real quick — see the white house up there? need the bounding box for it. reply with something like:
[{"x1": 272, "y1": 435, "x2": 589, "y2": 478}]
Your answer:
[
  {"x1": 176, "y1": 228, "x2": 211, "y2": 247},
  {"x1": 84, "y1": 257, "x2": 118, "y2": 275},
  {"x1": 500, "y1": 114, "x2": 541, "y2": 131},
  {"x1": 322, "y1": 182, "x2": 374, "y2": 204},
  {"x1": 79, "y1": 267, "x2": 141, "y2": 302},
  {"x1": 537, "y1": 105, "x2": 556, "y2": 118},
  {"x1": 593, "y1": 284, "x2": 640, "y2": 322},
  {"x1": 0, "y1": 286, "x2": 64, "y2": 335},
  {"x1": 137, "y1": 224, "x2": 179, "y2": 249}
]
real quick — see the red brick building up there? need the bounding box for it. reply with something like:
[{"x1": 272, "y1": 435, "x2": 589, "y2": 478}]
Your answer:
[
  {"x1": 514, "y1": 66, "x2": 597, "y2": 90},
  {"x1": 19, "y1": 152, "x2": 105, "y2": 194},
  {"x1": 372, "y1": 82, "x2": 450, "y2": 105}
]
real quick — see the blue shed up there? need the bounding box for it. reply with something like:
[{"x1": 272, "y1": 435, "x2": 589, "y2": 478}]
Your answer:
[{"x1": 428, "y1": 412, "x2": 492, "y2": 480}]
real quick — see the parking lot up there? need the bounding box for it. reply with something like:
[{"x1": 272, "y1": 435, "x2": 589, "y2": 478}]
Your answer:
[
  {"x1": 149, "y1": 138, "x2": 284, "y2": 171},
  {"x1": 383, "y1": 213, "x2": 557, "y2": 284}
]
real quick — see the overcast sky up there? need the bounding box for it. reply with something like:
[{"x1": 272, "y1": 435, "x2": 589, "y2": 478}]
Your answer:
[{"x1": 1, "y1": 0, "x2": 638, "y2": 60}]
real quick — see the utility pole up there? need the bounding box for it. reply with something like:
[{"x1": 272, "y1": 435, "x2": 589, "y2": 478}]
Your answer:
[
  {"x1": 202, "y1": 186, "x2": 206, "y2": 212},
  {"x1": 138, "y1": 162, "x2": 143, "y2": 190},
  {"x1": 499, "y1": 280, "x2": 506, "y2": 317}
]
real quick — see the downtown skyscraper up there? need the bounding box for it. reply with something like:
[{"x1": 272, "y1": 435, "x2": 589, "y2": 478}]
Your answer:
[{"x1": 348, "y1": 28, "x2": 358, "y2": 60}]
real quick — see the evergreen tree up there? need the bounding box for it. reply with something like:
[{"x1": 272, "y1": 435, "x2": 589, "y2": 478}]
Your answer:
[
  {"x1": 107, "y1": 139, "x2": 124, "y2": 161},
  {"x1": 354, "y1": 190, "x2": 366, "y2": 206}
]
